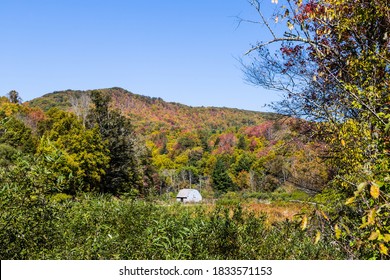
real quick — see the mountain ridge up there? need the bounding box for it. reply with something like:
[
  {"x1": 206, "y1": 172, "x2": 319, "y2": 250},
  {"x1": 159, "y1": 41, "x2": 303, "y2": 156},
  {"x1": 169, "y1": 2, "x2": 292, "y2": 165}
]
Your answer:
[
  {"x1": 27, "y1": 87, "x2": 280, "y2": 133},
  {"x1": 27, "y1": 86, "x2": 271, "y2": 113}
]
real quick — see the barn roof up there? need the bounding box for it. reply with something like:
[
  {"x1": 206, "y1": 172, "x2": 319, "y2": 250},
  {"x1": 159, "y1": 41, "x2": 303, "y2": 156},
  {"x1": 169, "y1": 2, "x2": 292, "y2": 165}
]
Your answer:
[{"x1": 177, "y1": 189, "x2": 196, "y2": 198}]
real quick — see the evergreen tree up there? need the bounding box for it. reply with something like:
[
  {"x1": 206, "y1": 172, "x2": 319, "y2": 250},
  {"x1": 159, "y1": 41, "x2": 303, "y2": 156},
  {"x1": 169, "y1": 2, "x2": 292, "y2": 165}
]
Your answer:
[
  {"x1": 212, "y1": 156, "x2": 234, "y2": 193},
  {"x1": 88, "y1": 90, "x2": 141, "y2": 194},
  {"x1": 237, "y1": 135, "x2": 247, "y2": 150},
  {"x1": 6, "y1": 90, "x2": 22, "y2": 104}
]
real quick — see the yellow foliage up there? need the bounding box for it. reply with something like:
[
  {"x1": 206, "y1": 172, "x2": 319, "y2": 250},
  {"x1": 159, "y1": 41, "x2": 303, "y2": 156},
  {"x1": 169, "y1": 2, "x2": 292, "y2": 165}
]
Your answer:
[
  {"x1": 368, "y1": 231, "x2": 379, "y2": 241},
  {"x1": 370, "y1": 183, "x2": 380, "y2": 199},
  {"x1": 321, "y1": 211, "x2": 330, "y2": 221},
  {"x1": 314, "y1": 231, "x2": 321, "y2": 245},
  {"x1": 379, "y1": 244, "x2": 388, "y2": 256},
  {"x1": 335, "y1": 224, "x2": 341, "y2": 239},
  {"x1": 367, "y1": 209, "x2": 376, "y2": 225},
  {"x1": 345, "y1": 197, "x2": 355, "y2": 205},
  {"x1": 300, "y1": 215, "x2": 308, "y2": 230}
]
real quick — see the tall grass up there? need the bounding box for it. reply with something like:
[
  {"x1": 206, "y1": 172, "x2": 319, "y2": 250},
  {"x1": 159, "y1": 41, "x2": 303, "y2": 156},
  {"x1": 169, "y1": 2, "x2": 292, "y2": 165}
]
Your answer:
[{"x1": 1, "y1": 192, "x2": 347, "y2": 259}]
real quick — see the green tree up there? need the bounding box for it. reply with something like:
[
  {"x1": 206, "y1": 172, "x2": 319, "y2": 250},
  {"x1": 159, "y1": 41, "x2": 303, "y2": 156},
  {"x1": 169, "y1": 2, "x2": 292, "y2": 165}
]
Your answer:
[
  {"x1": 6, "y1": 90, "x2": 22, "y2": 104},
  {"x1": 88, "y1": 90, "x2": 142, "y2": 194},
  {"x1": 0, "y1": 114, "x2": 36, "y2": 154},
  {"x1": 231, "y1": 152, "x2": 255, "y2": 175},
  {"x1": 0, "y1": 143, "x2": 18, "y2": 168},
  {"x1": 37, "y1": 108, "x2": 109, "y2": 193},
  {"x1": 212, "y1": 156, "x2": 235, "y2": 194},
  {"x1": 0, "y1": 147, "x2": 76, "y2": 259},
  {"x1": 237, "y1": 134, "x2": 248, "y2": 150}
]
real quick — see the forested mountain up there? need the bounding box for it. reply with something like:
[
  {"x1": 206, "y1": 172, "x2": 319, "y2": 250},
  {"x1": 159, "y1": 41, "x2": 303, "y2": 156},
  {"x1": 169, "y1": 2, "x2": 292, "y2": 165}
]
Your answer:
[
  {"x1": 27, "y1": 87, "x2": 276, "y2": 133},
  {"x1": 23, "y1": 87, "x2": 326, "y2": 196}
]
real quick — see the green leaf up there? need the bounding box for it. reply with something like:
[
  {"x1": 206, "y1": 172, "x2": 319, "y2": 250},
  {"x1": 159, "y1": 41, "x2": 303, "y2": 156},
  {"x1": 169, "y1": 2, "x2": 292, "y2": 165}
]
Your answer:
[{"x1": 356, "y1": 182, "x2": 367, "y2": 193}]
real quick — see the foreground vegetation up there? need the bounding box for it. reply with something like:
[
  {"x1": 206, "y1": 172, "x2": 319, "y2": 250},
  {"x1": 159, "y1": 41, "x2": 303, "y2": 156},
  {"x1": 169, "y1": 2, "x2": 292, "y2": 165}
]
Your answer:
[{"x1": 0, "y1": 189, "x2": 347, "y2": 260}]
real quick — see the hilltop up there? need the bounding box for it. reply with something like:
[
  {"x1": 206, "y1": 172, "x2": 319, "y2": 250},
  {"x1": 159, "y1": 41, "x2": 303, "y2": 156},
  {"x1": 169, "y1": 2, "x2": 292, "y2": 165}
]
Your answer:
[{"x1": 27, "y1": 87, "x2": 278, "y2": 133}]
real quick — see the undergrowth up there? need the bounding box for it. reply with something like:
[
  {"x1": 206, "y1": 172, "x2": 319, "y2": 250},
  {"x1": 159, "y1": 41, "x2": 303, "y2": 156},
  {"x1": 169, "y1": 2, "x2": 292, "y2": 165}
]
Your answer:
[{"x1": 1, "y1": 193, "x2": 347, "y2": 260}]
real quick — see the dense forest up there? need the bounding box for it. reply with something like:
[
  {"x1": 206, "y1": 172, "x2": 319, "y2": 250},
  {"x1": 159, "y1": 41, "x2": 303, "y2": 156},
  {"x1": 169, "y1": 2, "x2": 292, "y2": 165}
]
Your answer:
[
  {"x1": 1, "y1": 0, "x2": 389, "y2": 260},
  {"x1": 26, "y1": 87, "x2": 328, "y2": 196}
]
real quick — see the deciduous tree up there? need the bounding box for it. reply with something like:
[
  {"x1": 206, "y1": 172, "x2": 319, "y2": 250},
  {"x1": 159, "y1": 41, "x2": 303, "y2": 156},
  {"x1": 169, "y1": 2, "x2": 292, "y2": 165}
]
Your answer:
[{"x1": 242, "y1": 0, "x2": 390, "y2": 258}]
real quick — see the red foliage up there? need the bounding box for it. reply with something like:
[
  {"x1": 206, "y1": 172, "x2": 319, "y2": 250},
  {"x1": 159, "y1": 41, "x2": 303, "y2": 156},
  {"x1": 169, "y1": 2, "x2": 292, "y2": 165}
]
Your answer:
[
  {"x1": 25, "y1": 107, "x2": 46, "y2": 131},
  {"x1": 280, "y1": 45, "x2": 304, "y2": 56},
  {"x1": 244, "y1": 121, "x2": 273, "y2": 138},
  {"x1": 214, "y1": 132, "x2": 237, "y2": 154}
]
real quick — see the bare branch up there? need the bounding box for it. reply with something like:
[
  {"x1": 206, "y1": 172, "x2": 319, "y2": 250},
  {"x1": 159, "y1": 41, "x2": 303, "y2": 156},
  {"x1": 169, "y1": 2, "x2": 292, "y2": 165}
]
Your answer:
[{"x1": 248, "y1": 0, "x2": 277, "y2": 39}]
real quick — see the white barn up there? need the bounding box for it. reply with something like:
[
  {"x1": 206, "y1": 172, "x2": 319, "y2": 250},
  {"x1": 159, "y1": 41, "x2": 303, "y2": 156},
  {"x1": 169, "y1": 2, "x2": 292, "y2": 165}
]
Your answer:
[{"x1": 176, "y1": 189, "x2": 202, "y2": 203}]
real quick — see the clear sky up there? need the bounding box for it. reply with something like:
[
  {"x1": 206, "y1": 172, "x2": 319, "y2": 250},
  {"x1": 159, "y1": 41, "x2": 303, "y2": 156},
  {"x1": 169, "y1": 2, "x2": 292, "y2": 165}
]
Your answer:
[{"x1": 0, "y1": 0, "x2": 282, "y2": 112}]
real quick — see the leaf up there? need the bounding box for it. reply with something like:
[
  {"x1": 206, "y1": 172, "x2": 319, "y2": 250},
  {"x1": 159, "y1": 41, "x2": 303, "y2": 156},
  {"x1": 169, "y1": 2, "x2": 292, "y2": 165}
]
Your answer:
[
  {"x1": 287, "y1": 20, "x2": 294, "y2": 31},
  {"x1": 314, "y1": 231, "x2": 321, "y2": 245},
  {"x1": 341, "y1": 139, "x2": 346, "y2": 146},
  {"x1": 379, "y1": 244, "x2": 388, "y2": 255},
  {"x1": 367, "y1": 209, "x2": 376, "y2": 225},
  {"x1": 335, "y1": 224, "x2": 341, "y2": 239},
  {"x1": 356, "y1": 182, "x2": 367, "y2": 193},
  {"x1": 370, "y1": 183, "x2": 380, "y2": 199},
  {"x1": 359, "y1": 222, "x2": 369, "y2": 229},
  {"x1": 341, "y1": 224, "x2": 351, "y2": 235},
  {"x1": 345, "y1": 197, "x2": 355, "y2": 205},
  {"x1": 321, "y1": 211, "x2": 330, "y2": 221},
  {"x1": 300, "y1": 215, "x2": 308, "y2": 230},
  {"x1": 368, "y1": 231, "x2": 379, "y2": 241},
  {"x1": 384, "y1": 234, "x2": 390, "y2": 243}
]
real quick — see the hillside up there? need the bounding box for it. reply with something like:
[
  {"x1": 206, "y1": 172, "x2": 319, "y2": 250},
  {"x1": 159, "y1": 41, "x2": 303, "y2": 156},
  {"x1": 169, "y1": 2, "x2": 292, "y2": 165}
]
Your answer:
[
  {"x1": 27, "y1": 87, "x2": 278, "y2": 133},
  {"x1": 25, "y1": 87, "x2": 325, "y2": 195}
]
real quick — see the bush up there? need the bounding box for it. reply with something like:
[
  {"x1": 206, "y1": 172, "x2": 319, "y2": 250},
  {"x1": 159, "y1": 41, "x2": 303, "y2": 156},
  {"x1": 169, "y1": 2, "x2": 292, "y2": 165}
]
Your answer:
[{"x1": 1, "y1": 190, "x2": 348, "y2": 259}]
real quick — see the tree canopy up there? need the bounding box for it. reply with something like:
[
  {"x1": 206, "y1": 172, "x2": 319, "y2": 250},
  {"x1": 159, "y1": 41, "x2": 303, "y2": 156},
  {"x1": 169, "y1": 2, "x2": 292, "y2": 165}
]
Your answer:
[{"x1": 243, "y1": 0, "x2": 390, "y2": 258}]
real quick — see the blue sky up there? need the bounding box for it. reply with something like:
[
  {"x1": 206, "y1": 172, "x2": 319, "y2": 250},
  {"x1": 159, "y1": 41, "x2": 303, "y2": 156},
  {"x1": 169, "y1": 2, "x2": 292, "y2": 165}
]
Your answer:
[{"x1": 0, "y1": 0, "x2": 282, "y2": 112}]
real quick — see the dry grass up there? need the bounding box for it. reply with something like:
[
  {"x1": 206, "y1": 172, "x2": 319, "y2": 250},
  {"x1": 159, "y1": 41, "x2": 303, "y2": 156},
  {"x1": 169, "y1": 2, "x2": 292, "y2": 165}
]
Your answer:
[
  {"x1": 165, "y1": 199, "x2": 311, "y2": 224},
  {"x1": 242, "y1": 202, "x2": 309, "y2": 223}
]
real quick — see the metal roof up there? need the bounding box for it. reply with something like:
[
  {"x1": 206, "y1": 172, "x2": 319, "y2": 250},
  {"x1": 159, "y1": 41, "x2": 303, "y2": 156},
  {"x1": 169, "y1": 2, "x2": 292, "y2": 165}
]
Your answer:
[{"x1": 176, "y1": 189, "x2": 197, "y2": 198}]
